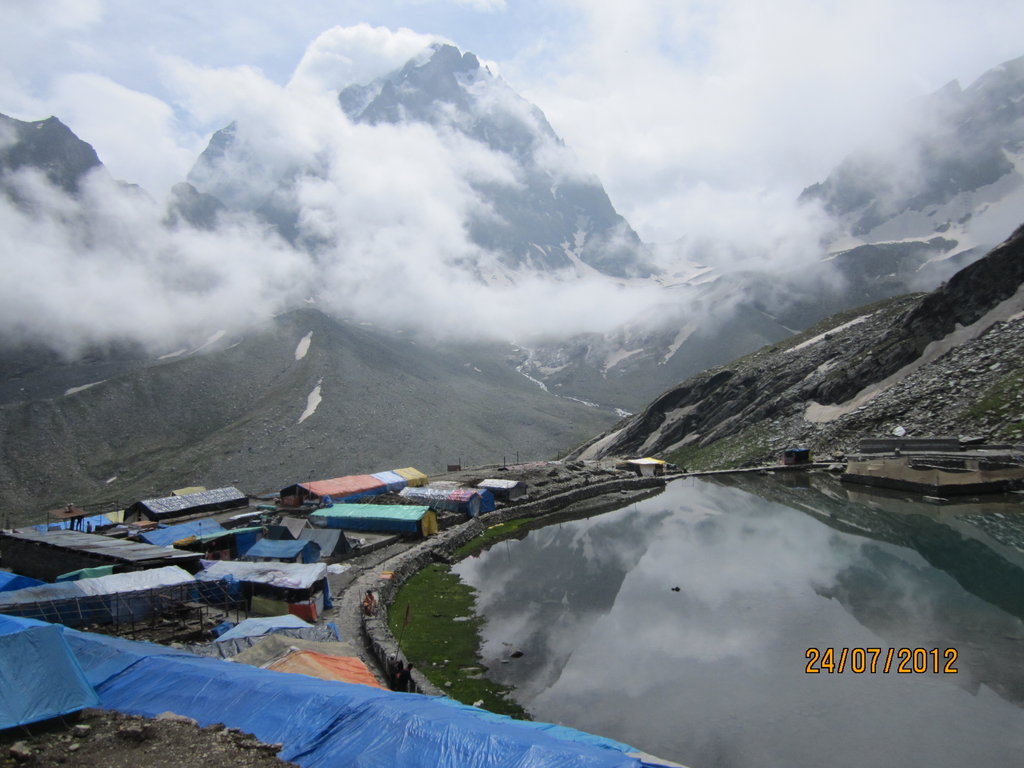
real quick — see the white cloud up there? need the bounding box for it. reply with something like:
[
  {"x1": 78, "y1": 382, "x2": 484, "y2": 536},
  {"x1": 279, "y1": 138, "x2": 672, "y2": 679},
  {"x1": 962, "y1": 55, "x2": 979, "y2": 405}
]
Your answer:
[
  {"x1": 288, "y1": 24, "x2": 444, "y2": 93},
  {"x1": 46, "y1": 73, "x2": 197, "y2": 196}
]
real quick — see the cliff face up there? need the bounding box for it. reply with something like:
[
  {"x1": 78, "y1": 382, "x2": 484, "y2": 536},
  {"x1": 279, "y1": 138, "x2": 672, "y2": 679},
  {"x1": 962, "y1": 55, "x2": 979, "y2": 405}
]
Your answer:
[{"x1": 575, "y1": 223, "x2": 1024, "y2": 467}]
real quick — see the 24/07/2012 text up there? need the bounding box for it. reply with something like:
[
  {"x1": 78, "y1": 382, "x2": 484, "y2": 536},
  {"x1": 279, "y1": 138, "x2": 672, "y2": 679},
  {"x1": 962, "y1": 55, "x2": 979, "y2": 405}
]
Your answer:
[{"x1": 805, "y1": 647, "x2": 958, "y2": 674}]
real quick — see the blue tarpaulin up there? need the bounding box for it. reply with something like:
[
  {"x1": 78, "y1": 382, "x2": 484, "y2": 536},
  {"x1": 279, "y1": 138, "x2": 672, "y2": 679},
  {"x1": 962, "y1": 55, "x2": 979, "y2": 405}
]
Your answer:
[
  {"x1": 0, "y1": 615, "x2": 99, "y2": 729},
  {"x1": 0, "y1": 571, "x2": 44, "y2": 593},
  {"x1": 49, "y1": 618, "x2": 663, "y2": 767},
  {"x1": 216, "y1": 615, "x2": 313, "y2": 642},
  {"x1": 243, "y1": 538, "x2": 320, "y2": 564},
  {"x1": 371, "y1": 470, "x2": 408, "y2": 493},
  {"x1": 139, "y1": 519, "x2": 227, "y2": 547}
]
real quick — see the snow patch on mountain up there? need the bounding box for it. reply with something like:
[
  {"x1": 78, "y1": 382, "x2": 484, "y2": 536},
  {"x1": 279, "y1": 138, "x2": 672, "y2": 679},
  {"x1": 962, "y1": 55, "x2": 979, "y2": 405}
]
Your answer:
[
  {"x1": 294, "y1": 332, "x2": 313, "y2": 360},
  {"x1": 298, "y1": 378, "x2": 323, "y2": 424}
]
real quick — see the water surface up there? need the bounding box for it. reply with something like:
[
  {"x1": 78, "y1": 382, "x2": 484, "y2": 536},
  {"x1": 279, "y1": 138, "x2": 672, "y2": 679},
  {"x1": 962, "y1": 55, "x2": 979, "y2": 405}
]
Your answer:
[{"x1": 453, "y1": 474, "x2": 1024, "y2": 768}]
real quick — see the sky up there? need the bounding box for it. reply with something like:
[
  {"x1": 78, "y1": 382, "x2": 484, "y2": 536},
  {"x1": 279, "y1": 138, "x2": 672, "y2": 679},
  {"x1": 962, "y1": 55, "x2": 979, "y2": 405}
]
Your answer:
[{"x1": 1, "y1": 0, "x2": 1023, "y2": 352}]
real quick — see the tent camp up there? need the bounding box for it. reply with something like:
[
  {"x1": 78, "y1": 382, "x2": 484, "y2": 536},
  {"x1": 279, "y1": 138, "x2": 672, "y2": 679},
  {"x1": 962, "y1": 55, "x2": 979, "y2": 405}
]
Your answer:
[
  {"x1": 48, "y1": 617, "x2": 668, "y2": 768},
  {"x1": 399, "y1": 487, "x2": 487, "y2": 517},
  {"x1": 196, "y1": 561, "x2": 331, "y2": 622},
  {"x1": 242, "y1": 538, "x2": 321, "y2": 564},
  {"x1": 393, "y1": 467, "x2": 429, "y2": 486},
  {"x1": 215, "y1": 615, "x2": 313, "y2": 642},
  {"x1": 310, "y1": 504, "x2": 438, "y2": 537},
  {"x1": 138, "y1": 519, "x2": 227, "y2": 547},
  {"x1": 0, "y1": 566, "x2": 198, "y2": 627},
  {"x1": 298, "y1": 528, "x2": 352, "y2": 558},
  {"x1": 125, "y1": 487, "x2": 248, "y2": 523},
  {"x1": 477, "y1": 478, "x2": 527, "y2": 503},
  {"x1": 0, "y1": 615, "x2": 99, "y2": 729},
  {"x1": 280, "y1": 475, "x2": 387, "y2": 506},
  {"x1": 371, "y1": 470, "x2": 408, "y2": 493}
]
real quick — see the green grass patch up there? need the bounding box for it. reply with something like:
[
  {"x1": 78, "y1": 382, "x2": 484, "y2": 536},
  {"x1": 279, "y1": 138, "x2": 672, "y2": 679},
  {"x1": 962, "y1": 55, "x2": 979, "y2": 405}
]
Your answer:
[
  {"x1": 389, "y1": 562, "x2": 528, "y2": 719},
  {"x1": 454, "y1": 517, "x2": 537, "y2": 559}
]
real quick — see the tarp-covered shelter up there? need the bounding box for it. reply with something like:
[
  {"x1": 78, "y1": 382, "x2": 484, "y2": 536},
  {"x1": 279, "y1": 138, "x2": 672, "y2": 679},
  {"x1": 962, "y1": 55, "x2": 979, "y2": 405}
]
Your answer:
[
  {"x1": 0, "y1": 615, "x2": 99, "y2": 729},
  {"x1": 0, "y1": 571, "x2": 44, "y2": 592},
  {"x1": 0, "y1": 529, "x2": 201, "y2": 581},
  {"x1": 29, "y1": 615, "x2": 669, "y2": 768},
  {"x1": 215, "y1": 614, "x2": 312, "y2": 642},
  {"x1": 280, "y1": 475, "x2": 388, "y2": 506},
  {"x1": 185, "y1": 624, "x2": 344, "y2": 659},
  {"x1": 298, "y1": 528, "x2": 352, "y2": 558},
  {"x1": 242, "y1": 538, "x2": 321, "y2": 564},
  {"x1": 196, "y1": 561, "x2": 331, "y2": 622},
  {"x1": 0, "y1": 566, "x2": 197, "y2": 627},
  {"x1": 625, "y1": 458, "x2": 667, "y2": 477},
  {"x1": 56, "y1": 564, "x2": 116, "y2": 582},
  {"x1": 478, "y1": 478, "x2": 528, "y2": 503},
  {"x1": 311, "y1": 504, "x2": 438, "y2": 537},
  {"x1": 394, "y1": 467, "x2": 429, "y2": 486},
  {"x1": 372, "y1": 470, "x2": 408, "y2": 493},
  {"x1": 267, "y1": 649, "x2": 386, "y2": 689},
  {"x1": 125, "y1": 487, "x2": 248, "y2": 523},
  {"x1": 138, "y1": 518, "x2": 227, "y2": 547},
  {"x1": 400, "y1": 487, "x2": 485, "y2": 517}
]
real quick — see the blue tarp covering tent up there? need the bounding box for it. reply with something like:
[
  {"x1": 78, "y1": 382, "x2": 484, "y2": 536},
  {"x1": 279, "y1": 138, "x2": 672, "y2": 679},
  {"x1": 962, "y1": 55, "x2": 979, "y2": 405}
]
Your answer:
[
  {"x1": 0, "y1": 571, "x2": 44, "y2": 592},
  {"x1": 371, "y1": 470, "x2": 408, "y2": 493},
  {"x1": 41, "y1": 617, "x2": 664, "y2": 767},
  {"x1": 243, "y1": 538, "x2": 321, "y2": 564},
  {"x1": 0, "y1": 615, "x2": 99, "y2": 729},
  {"x1": 216, "y1": 615, "x2": 313, "y2": 642},
  {"x1": 139, "y1": 519, "x2": 227, "y2": 547}
]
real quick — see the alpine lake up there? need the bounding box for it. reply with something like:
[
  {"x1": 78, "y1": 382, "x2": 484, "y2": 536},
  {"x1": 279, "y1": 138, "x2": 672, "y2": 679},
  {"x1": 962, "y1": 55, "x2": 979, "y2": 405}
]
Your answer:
[{"x1": 450, "y1": 472, "x2": 1024, "y2": 768}]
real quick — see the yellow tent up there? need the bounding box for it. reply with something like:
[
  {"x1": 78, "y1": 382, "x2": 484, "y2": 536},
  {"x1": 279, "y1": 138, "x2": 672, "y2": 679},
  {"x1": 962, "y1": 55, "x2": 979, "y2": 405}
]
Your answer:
[{"x1": 394, "y1": 467, "x2": 429, "y2": 487}]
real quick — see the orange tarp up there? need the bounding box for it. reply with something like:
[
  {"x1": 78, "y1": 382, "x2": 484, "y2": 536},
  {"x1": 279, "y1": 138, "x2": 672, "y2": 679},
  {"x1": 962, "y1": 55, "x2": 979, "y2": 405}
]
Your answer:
[
  {"x1": 267, "y1": 650, "x2": 385, "y2": 689},
  {"x1": 303, "y1": 475, "x2": 385, "y2": 499}
]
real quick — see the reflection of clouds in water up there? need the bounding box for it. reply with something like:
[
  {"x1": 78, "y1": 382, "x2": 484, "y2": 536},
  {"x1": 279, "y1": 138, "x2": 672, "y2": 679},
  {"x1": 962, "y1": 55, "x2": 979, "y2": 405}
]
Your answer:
[{"x1": 464, "y1": 478, "x2": 1024, "y2": 768}]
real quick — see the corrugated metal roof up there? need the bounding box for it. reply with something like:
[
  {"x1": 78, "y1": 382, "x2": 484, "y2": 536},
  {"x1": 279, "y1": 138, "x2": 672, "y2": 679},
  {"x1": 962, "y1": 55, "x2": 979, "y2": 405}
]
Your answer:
[
  {"x1": 134, "y1": 487, "x2": 247, "y2": 517},
  {"x1": 0, "y1": 530, "x2": 200, "y2": 564}
]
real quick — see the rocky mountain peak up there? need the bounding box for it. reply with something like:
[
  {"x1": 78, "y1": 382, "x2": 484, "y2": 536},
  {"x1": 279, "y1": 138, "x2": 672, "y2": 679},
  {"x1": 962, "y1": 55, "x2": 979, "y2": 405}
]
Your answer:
[{"x1": 0, "y1": 113, "x2": 103, "y2": 195}]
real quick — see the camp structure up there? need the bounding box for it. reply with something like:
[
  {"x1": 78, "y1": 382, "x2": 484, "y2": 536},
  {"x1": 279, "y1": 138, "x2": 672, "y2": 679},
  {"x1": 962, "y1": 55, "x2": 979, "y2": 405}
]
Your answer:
[
  {"x1": 0, "y1": 615, "x2": 99, "y2": 729},
  {"x1": 27, "y1": 615, "x2": 673, "y2": 767},
  {"x1": 242, "y1": 538, "x2": 321, "y2": 564},
  {"x1": 297, "y1": 528, "x2": 352, "y2": 559},
  {"x1": 215, "y1": 614, "x2": 314, "y2": 642},
  {"x1": 137, "y1": 518, "x2": 227, "y2": 547},
  {"x1": 0, "y1": 566, "x2": 203, "y2": 628},
  {"x1": 124, "y1": 486, "x2": 249, "y2": 523},
  {"x1": 196, "y1": 560, "x2": 332, "y2": 622},
  {"x1": 372, "y1": 470, "x2": 408, "y2": 493},
  {"x1": 310, "y1": 504, "x2": 438, "y2": 538},
  {"x1": 137, "y1": 518, "x2": 264, "y2": 561},
  {"x1": 393, "y1": 466, "x2": 429, "y2": 486},
  {"x1": 477, "y1": 478, "x2": 527, "y2": 503},
  {"x1": 624, "y1": 458, "x2": 668, "y2": 477},
  {"x1": 280, "y1": 475, "x2": 388, "y2": 506},
  {"x1": 0, "y1": 529, "x2": 202, "y2": 581},
  {"x1": 399, "y1": 486, "x2": 488, "y2": 517}
]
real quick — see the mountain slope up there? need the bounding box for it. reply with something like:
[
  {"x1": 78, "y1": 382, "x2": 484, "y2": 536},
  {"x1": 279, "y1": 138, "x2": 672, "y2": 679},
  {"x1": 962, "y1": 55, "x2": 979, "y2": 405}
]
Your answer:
[
  {"x1": 573, "y1": 222, "x2": 1024, "y2": 467},
  {"x1": 0, "y1": 309, "x2": 618, "y2": 524}
]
